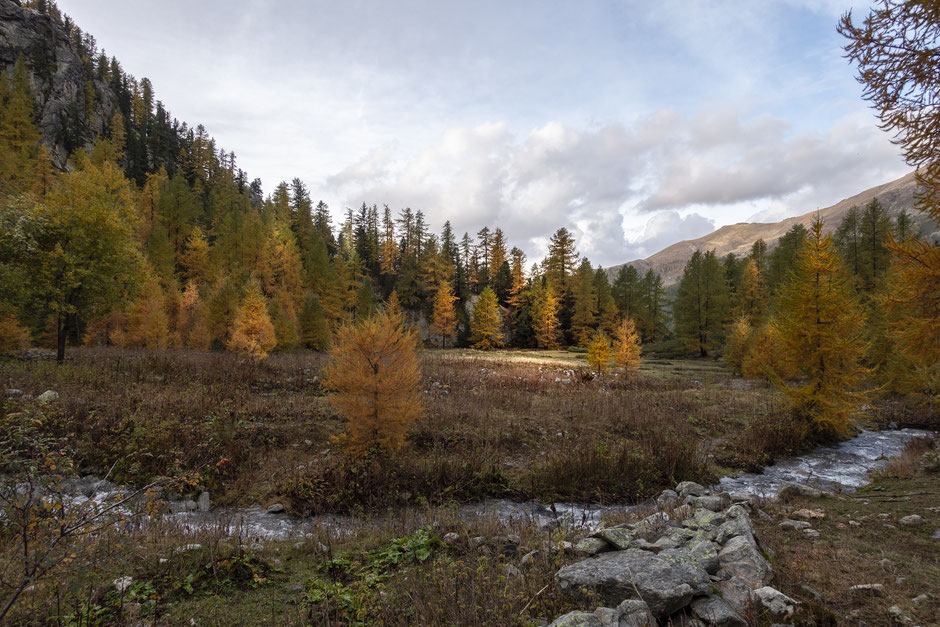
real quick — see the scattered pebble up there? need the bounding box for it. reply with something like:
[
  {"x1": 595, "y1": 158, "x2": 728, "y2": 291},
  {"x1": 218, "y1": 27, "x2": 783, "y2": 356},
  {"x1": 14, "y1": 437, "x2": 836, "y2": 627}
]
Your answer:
[
  {"x1": 266, "y1": 503, "x2": 285, "y2": 514},
  {"x1": 802, "y1": 529, "x2": 820, "y2": 539}
]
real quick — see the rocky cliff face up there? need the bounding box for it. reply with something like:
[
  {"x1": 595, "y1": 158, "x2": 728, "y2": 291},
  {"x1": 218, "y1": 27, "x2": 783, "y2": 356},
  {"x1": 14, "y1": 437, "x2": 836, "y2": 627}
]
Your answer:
[{"x1": 0, "y1": 0, "x2": 115, "y2": 167}]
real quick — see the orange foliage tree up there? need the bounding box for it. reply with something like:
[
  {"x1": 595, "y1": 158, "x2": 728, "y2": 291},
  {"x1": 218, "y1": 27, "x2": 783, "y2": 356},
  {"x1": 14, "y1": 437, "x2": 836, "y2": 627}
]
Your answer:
[
  {"x1": 430, "y1": 280, "x2": 457, "y2": 348},
  {"x1": 612, "y1": 317, "x2": 642, "y2": 374},
  {"x1": 586, "y1": 331, "x2": 611, "y2": 374},
  {"x1": 470, "y1": 287, "x2": 502, "y2": 350},
  {"x1": 322, "y1": 311, "x2": 422, "y2": 457},
  {"x1": 534, "y1": 286, "x2": 562, "y2": 349},
  {"x1": 227, "y1": 283, "x2": 276, "y2": 360},
  {"x1": 773, "y1": 218, "x2": 870, "y2": 436},
  {"x1": 0, "y1": 304, "x2": 30, "y2": 351}
]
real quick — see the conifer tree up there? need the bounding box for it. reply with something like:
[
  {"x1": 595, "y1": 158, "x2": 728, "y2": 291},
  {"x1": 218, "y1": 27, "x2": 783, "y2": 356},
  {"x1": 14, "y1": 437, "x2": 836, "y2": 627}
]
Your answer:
[
  {"x1": 723, "y1": 316, "x2": 752, "y2": 374},
  {"x1": 430, "y1": 280, "x2": 458, "y2": 348},
  {"x1": 774, "y1": 218, "x2": 870, "y2": 436},
  {"x1": 533, "y1": 286, "x2": 562, "y2": 349},
  {"x1": 508, "y1": 247, "x2": 527, "y2": 305},
  {"x1": 322, "y1": 311, "x2": 422, "y2": 457},
  {"x1": 570, "y1": 259, "x2": 597, "y2": 345},
  {"x1": 179, "y1": 280, "x2": 210, "y2": 350},
  {"x1": 385, "y1": 289, "x2": 403, "y2": 324},
  {"x1": 228, "y1": 282, "x2": 277, "y2": 360},
  {"x1": 733, "y1": 258, "x2": 767, "y2": 322},
  {"x1": 545, "y1": 227, "x2": 579, "y2": 293},
  {"x1": 674, "y1": 250, "x2": 730, "y2": 356},
  {"x1": 470, "y1": 287, "x2": 502, "y2": 350},
  {"x1": 356, "y1": 279, "x2": 377, "y2": 321},
  {"x1": 587, "y1": 332, "x2": 611, "y2": 374},
  {"x1": 123, "y1": 275, "x2": 169, "y2": 349},
  {"x1": 0, "y1": 57, "x2": 40, "y2": 199},
  {"x1": 612, "y1": 265, "x2": 642, "y2": 320},
  {"x1": 612, "y1": 317, "x2": 642, "y2": 375},
  {"x1": 741, "y1": 322, "x2": 795, "y2": 381},
  {"x1": 180, "y1": 225, "x2": 210, "y2": 285},
  {"x1": 298, "y1": 290, "x2": 331, "y2": 351},
  {"x1": 639, "y1": 269, "x2": 668, "y2": 342}
]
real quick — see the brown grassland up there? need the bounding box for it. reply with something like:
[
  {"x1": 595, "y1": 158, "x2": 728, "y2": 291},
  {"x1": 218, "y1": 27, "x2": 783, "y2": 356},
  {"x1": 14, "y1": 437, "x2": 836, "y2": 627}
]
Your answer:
[{"x1": 0, "y1": 347, "x2": 935, "y2": 625}]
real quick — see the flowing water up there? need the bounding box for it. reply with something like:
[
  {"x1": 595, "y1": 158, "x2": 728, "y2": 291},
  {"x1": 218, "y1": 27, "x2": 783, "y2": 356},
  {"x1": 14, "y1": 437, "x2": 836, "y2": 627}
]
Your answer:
[{"x1": 79, "y1": 428, "x2": 934, "y2": 540}]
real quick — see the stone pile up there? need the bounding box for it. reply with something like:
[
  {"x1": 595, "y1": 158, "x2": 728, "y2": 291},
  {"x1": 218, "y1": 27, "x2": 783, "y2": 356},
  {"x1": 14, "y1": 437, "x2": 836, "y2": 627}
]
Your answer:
[{"x1": 549, "y1": 482, "x2": 798, "y2": 626}]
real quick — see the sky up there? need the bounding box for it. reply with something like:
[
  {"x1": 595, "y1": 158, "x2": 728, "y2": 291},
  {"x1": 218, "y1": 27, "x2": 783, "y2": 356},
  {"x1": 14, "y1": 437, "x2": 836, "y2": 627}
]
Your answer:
[{"x1": 57, "y1": 0, "x2": 911, "y2": 266}]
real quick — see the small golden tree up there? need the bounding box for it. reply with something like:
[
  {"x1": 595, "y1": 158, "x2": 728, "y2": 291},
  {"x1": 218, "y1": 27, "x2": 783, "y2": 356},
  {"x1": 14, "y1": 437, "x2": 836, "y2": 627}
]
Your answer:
[
  {"x1": 227, "y1": 283, "x2": 276, "y2": 360},
  {"x1": 322, "y1": 312, "x2": 422, "y2": 456},
  {"x1": 430, "y1": 280, "x2": 457, "y2": 348},
  {"x1": 0, "y1": 304, "x2": 30, "y2": 352},
  {"x1": 773, "y1": 218, "x2": 870, "y2": 436},
  {"x1": 470, "y1": 287, "x2": 503, "y2": 350},
  {"x1": 612, "y1": 317, "x2": 642, "y2": 374},
  {"x1": 587, "y1": 332, "x2": 612, "y2": 374},
  {"x1": 741, "y1": 321, "x2": 795, "y2": 381}
]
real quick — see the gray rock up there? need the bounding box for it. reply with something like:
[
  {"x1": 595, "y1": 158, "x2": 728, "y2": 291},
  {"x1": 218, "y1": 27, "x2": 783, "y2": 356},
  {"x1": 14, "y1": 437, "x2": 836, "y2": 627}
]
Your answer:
[
  {"x1": 684, "y1": 493, "x2": 731, "y2": 512},
  {"x1": 4, "y1": 389, "x2": 23, "y2": 398},
  {"x1": 616, "y1": 599, "x2": 655, "y2": 626},
  {"x1": 520, "y1": 550, "x2": 541, "y2": 566},
  {"x1": 688, "y1": 540, "x2": 720, "y2": 575},
  {"x1": 752, "y1": 586, "x2": 798, "y2": 617},
  {"x1": 196, "y1": 491, "x2": 210, "y2": 512},
  {"x1": 548, "y1": 611, "x2": 603, "y2": 627},
  {"x1": 713, "y1": 509, "x2": 756, "y2": 545},
  {"x1": 898, "y1": 514, "x2": 923, "y2": 527},
  {"x1": 169, "y1": 499, "x2": 197, "y2": 514},
  {"x1": 576, "y1": 537, "x2": 613, "y2": 556},
  {"x1": 776, "y1": 482, "x2": 825, "y2": 501},
  {"x1": 675, "y1": 481, "x2": 707, "y2": 498},
  {"x1": 716, "y1": 576, "x2": 753, "y2": 613},
  {"x1": 656, "y1": 489, "x2": 679, "y2": 506},
  {"x1": 443, "y1": 532, "x2": 460, "y2": 546},
  {"x1": 932, "y1": 528, "x2": 940, "y2": 540},
  {"x1": 729, "y1": 492, "x2": 759, "y2": 508},
  {"x1": 502, "y1": 563, "x2": 524, "y2": 581},
  {"x1": 802, "y1": 529, "x2": 821, "y2": 539},
  {"x1": 887, "y1": 605, "x2": 910, "y2": 623},
  {"x1": 778, "y1": 519, "x2": 812, "y2": 531},
  {"x1": 37, "y1": 390, "x2": 59, "y2": 404},
  {"x1": 849, "y1": 583, "x2": 884, "y2": 596},
  {"x1": 799, "y1": 584, "x2": 821, "y2": 601},
  {"x1": 555, "y1": 548, "x2": 710, "y2": 617},
  {"x1": 592, "y1": 607, "x2": 619, "y2": 626},
  {"x1": 717, "y1": 535, "x2": 773, "y2": 587},
  {"x1": 690, "y1": 594, "x2": 747, "y2": 626},
  {"x1": 683, "y1": 508, "x2": 726, "y2": 532},
  {"x1": 112, "y1": 576, "x2": 133, "y2": 594},
  {"x1": 590, "y1": 527, "x2": 636, "y2": 550},
  {"x1": 470, "y1": 536, "x2": 486, "y2": 548},
  {"x1": 266, "y1": 503, "x2": 285, "y2": 514},
  {"x1": 757, "y1": 509, "x2": 772, "y2": 522},
  {"x1": 912, "y1": 593, "x2": 929, "y2": 604}
]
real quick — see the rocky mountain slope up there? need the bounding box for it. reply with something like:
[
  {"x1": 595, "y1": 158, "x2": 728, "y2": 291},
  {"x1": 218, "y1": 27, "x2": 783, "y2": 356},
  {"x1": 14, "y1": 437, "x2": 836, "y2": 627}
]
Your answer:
[
  {"x1": 607, "y1": 171, "x2": 934, "y2": 285},
  {"x1": 0, "y1": 0, "x2": 116, "y2": 167}
]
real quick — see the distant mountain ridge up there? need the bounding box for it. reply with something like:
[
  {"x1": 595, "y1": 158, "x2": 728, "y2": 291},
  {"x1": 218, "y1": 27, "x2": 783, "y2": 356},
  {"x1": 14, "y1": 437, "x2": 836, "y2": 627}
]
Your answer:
[{"x1": 606, "y1": 172, "x2": 934, "y2": 285}]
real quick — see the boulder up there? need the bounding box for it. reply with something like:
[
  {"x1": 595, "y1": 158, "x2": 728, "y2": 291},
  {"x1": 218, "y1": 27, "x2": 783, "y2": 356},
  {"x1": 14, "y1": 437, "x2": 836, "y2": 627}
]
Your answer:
[
  {"x1": 37, "y1": 390, "x2": 59, "y2": 404},
  {"x1": 751, "y1": 586, "x2": 798, "y2": 618},
  {"x1": 717, "y1": 535, "x2": 773, "y2": 587},
  {"x1": 776, "y1": 482, "x2": 825, "y2": 501},
  {"x1": 778, "y1": 519, "x2": 812, "y2": 531},
  {"x1": 688, "y1": 541, "x2": 720, "y2": 575},
  {"x1": 576, "y1": 537, "x2": 612, "y2": 556},
  {"x1": 690, "y1": 595, "x2": 747, "y2": 627},
  {"x1": 592, "y1": 607, "x2": 619, "y2": 626},
  {"x1": 266, "y1": 503, "x2": 285, "y2": 514},
  {"x1": 684, "y1": 493, "x2": 731, "y2": 512},
  {"x1": 196, "y1": 491, "x2": 210, "y2": 512},
  {"x1": 548, "y1": 611, "x2": 603, "y2": 627},
  {"x1": 899, "y1": 514, "x2": 923, "y2": 527},
  {"x1": 616, "y1": 599, "x2": 655, "y2": 626},
  {"x1": 656, "y1": 489, "x2": 679, "y2": 506},
  {"x1": 715, "y1": 576, "x2": 753, "y2": 613},
  {"x1": 675, "y1": 481, "x2": 707, "y2": 498},
  {"x1": 555, "y1": 548, "x2": 711, "y2": 617},
  {"x1": 590, "y1": 527, "x2": 636, "y2": 550},
  {"x1": 443, "y1": 532, "x2": 460, "y2": 546}
]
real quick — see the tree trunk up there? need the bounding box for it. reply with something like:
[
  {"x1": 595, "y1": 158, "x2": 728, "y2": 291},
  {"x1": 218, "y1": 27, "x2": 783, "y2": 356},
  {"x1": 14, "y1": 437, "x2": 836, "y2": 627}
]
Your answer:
[{"x1": 56, "y1": 312, "x2": 66, "y2": 364}]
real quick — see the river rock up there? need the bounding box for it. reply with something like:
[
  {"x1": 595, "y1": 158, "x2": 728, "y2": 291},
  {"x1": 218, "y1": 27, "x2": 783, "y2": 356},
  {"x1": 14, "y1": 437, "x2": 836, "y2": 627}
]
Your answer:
[
  {"x1": 590, "y1": 527, "x2": 635, "y2": 550},
  {"x1": 717, "y1": 535, "x2": 773, "y2": 587},
  {"x1": 576, "y1": 537, "x2": 612, "y2": 556},
  {"x1": 656, "y1": 489, "x2": 679, "y2": 506},
  {"x1": 617, "y1": 599, "x2": 655, "y2": 626},
  {"x1": 898, "y1": 514, "x2": 923, "y2": 527},
  {"x1": 684, "y1": 493, "x2": 731, "y2": 512},
  {"x1": 688, "y1": 540, "x2": 720, "y2": 575},
  {"x1": 690, "y1": 594, "x2": 747, "y2": 626},
  {"x1": 752, "y1": 586, "x2": 798, "y2": 617},
  {"x1": 37, "y1": 390, "x2": 59, "y2": 404},
  {"x1": 675, "y1": 481, "x2": 707, "y2": 498},
  {"x1": 548, "y1": 611, "x2": 603, "y2": 626},
  {"x1": 555, "y1": 548, "x2": 710, "y2": 617},
  {"x1": 776, "y1": 482, "x2": 825, "y2": 501}
]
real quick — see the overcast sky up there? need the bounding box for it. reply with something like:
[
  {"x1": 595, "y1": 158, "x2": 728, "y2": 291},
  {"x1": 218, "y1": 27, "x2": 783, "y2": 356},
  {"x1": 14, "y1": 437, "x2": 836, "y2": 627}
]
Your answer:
[{"x1": 57, "y1": 0, "x2": 910, "y2": 266}]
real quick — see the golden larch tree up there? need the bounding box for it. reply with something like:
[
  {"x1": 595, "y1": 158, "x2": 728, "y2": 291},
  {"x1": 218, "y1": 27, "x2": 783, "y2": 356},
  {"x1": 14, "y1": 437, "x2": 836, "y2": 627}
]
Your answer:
[
  {"x1": 723, "y1": 315, "x2": 753, "y2": 375},
  {"x1": 773, "y1": 218, "x2": 871, "y2": 436},
  {"x1": 741, "y1": 322, "x2": 795, "y2": 382},
  {"x1": 322, "y1": 311, "x2": 422, "y2": 457},
  {"x1": 613, "y1": 317, "x2": 642, "y2": 374},
  {"x1": 587, "y1": 331, "x2": 612, "y2": 374},
  {"x1": 227, "y1": 283, "x2": 276, "y2": 360},
  {"x1": 470, "y1": 287, "x2": 503, "y2": 350},
  {"x1": 430, "y1": 280, "x2": 458, "y2": 348},
  {"x1": 0, "y1": 304, "x2": 30, "y2": 352},
  {"x1": 534, "y1": 286, "x2": 562, "y2": 349}
]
